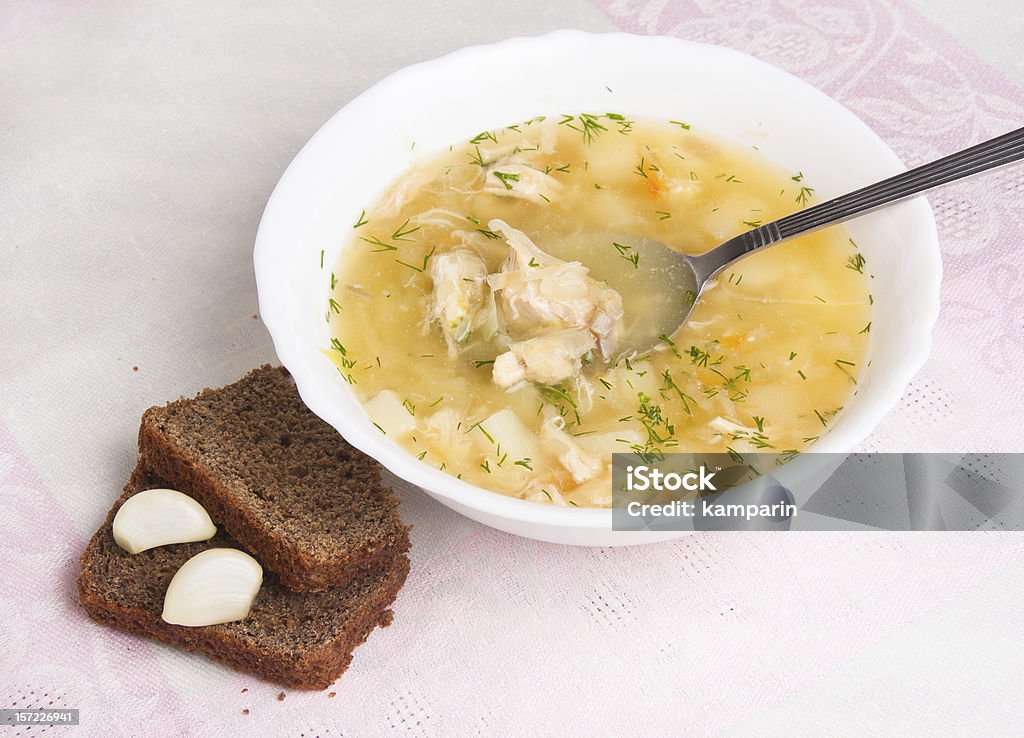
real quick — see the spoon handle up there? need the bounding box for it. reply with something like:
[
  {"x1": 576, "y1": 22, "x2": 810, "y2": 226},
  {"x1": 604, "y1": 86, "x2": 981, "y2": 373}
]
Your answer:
[{"x1": 743, "y1": 126, "x2": 1024, "y2": 250}]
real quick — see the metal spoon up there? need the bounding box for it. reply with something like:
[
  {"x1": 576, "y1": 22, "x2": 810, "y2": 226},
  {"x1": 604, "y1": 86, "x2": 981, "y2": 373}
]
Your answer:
[{"x1": 616, "y1": 125, "x2": 1024, "y2": 352}]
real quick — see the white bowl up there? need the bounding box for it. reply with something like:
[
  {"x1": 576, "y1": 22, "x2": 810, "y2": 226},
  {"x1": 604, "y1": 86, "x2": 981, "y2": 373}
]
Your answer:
[{"x1": 254, "y1": 31, "x2": 941, "y2": 546}]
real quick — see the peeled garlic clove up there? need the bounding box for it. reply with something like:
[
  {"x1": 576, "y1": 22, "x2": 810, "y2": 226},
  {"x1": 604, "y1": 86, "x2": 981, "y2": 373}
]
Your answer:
[
  {"x1": 112, "y1": 488, "x2": 217, "y2": 554},
  {"x1": 162, "y1": 548, "x2": 263, "y2": 627}
]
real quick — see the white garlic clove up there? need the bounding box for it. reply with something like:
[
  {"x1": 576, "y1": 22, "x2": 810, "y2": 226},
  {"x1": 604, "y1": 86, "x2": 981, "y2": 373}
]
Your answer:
[
  {"x1": 162, "y1": 548, "x2": 263, "y2": 627},
  {"x1": 112, "y1": 488, "x2": 217, "y2": 554}
]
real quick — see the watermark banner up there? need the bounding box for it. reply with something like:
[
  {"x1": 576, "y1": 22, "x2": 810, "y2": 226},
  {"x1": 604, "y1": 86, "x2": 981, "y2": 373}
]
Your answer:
[{"x1": 611, "y1": 453, "x2": 1023, "y2": 531}]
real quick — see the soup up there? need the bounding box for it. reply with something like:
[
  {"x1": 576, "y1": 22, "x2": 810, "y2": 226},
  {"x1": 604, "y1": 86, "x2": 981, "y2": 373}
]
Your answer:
[{"x1": 327, "y1": 115, "x2": 871, "y2": 507}]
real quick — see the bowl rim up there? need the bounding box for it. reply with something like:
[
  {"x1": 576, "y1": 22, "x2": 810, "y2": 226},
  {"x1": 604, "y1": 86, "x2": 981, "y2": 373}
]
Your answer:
[{"x1": 254, "y1": 29, "x2": 942, "y2": 532}]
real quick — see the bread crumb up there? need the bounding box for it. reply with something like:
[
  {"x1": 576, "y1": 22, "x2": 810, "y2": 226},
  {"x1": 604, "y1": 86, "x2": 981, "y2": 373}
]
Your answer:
[
  {"x1": 252, "y1": 314, "x2": 258, "y2": 320},
  {"x1": 241, "y1": 688, "x2": 248, "y2": 693},
  {"x1": 242, "y1": 709, "x2": 249, "y2": 716},
  {"x1": 132, "y1": 366, "x2": 139, "y2": 372},
  {"x1": 277, "y1": 691, "x2": 286, "y2": 701},
  {"x1": 328, "y1": 692, "x2": 336, "y2": 699}
]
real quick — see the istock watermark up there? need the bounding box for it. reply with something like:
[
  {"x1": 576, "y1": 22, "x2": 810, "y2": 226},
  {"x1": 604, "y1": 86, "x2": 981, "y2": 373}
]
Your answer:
[{"x1": 611, "y1": 452, "x2": 1024, "y2": 531}]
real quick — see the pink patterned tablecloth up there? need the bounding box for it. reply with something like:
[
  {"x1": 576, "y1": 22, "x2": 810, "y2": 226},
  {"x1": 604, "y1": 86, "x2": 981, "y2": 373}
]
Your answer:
[{"x1": 2, "y1": 1, "x2": 1023, "y2": 735}]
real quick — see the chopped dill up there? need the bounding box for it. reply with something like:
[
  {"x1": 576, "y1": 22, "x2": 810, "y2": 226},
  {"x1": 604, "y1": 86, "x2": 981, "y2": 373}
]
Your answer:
[
  {"x1": 688, "y1": 345, "x2": 712, "y2": 367},
  {"x1": 470, "y1": 130, "x2": 498, "y2": 145},
  {"x1": 834, "y1": 359, "x2": 858, "y2": 384},
  {"x1": 538, "y1": 383, "x2": 581, "y2": 426},
  {"x1": 613, "y1": 241, "x2": 639, "y2": 268},
  {"x1": 394, "y1": 245, "x2": 436, "y2": 273},
  {"x1": 472, "y1": 422, "x2": 494, "y2": 444},
  {"x1": 360, "y1": 234, "x2": 397, "y2": 252},
  {"x1": 353, "y1": 209, "x2": 368, "y2": 228},
  {"x1": 558, "y1": 113, "x2": 608, "y2": 144},
  {"x1": 660, "y1": 369, "x2": 694, "y2": 415},
  {"x1": 658, "y1": 334, "x2": 681, "y2": 359},
  {"x1": 492, "y1": 170, "x2": 521, "y2": 190},
  {"x1": 631, "y1": 391, "x2": 675, "y2": 463},
  {"x1": 391, "y1": 218, "x2": 420, "y2": 242}
]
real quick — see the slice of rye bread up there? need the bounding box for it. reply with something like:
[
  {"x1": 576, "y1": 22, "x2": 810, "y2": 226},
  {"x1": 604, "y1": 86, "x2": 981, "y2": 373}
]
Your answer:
[
  {"x1": 138, "y1": 365, "x2": 410, "y2": 591},
  {"x1": 78, "y1": 463, "x2": 410, "y2": 690}
]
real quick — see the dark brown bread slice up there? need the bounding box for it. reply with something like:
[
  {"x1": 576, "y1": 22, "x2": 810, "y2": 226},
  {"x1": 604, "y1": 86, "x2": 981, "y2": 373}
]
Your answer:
[
  {"x1": 138, "y1": 365, "x2": 409, "y2": 591},
  {"x1": 78, "y1": 464, "x2": 410, "y2": 690}
]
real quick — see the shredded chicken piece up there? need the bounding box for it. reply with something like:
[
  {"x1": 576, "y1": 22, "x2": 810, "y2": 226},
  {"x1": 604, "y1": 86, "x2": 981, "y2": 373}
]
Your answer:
[
  {"x1": 426, "y1": 219, "x2": 625, "y2": 389},
  {"x1": 483, "y1": 164, "x2": 562, "y2": 205},
  {"x1": 541, "y1": 416, "x2": 603, "y2": 484},
  {"x1": 492, "y1": 329, "x2": 597, "y2": 389},
  {"x1": 487, "y1": 220, "x2": 623, "y2": 355},
  {"x1": 423, "y1": 407, "x2": 476, "y2": 457},
  {"x1": 428, "y1": 250, "x2": 488, "y2": 355}
]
